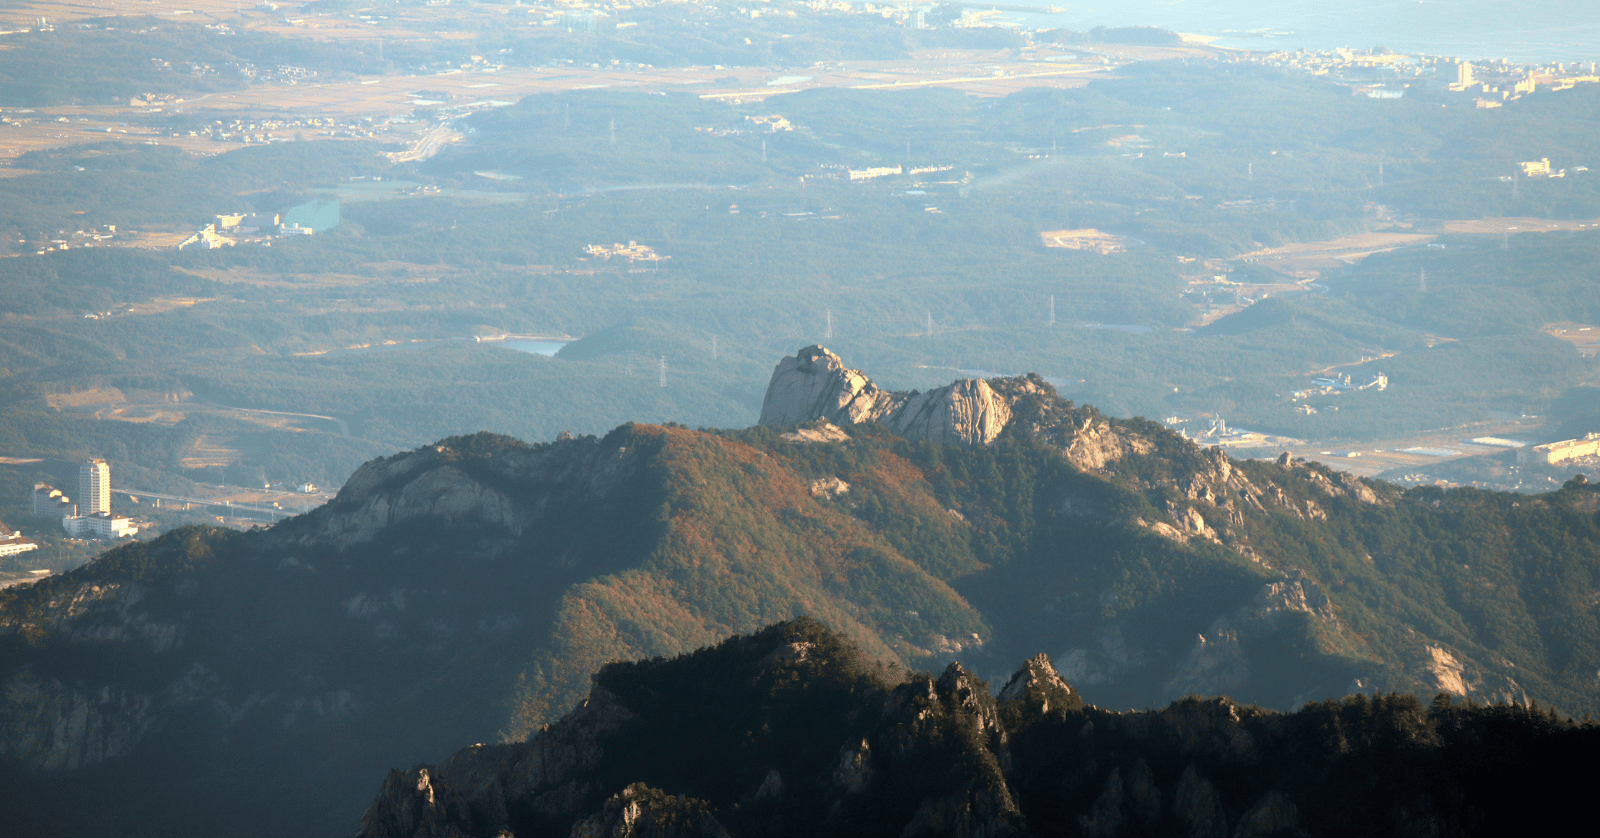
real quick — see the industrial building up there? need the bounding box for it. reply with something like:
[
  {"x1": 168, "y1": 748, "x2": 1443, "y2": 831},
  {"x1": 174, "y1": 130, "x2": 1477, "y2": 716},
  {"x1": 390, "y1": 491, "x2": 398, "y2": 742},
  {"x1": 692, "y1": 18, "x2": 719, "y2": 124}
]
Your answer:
[
  {"x1": 1520, "y1": 158, "x2": 1553, "y2": 177},
  {"x1": 848, "y1": 165, "x2": 903, "y2": 181},
  {"x1": 1518, "y1": 432, "x2": 1600, "y2": 465}
]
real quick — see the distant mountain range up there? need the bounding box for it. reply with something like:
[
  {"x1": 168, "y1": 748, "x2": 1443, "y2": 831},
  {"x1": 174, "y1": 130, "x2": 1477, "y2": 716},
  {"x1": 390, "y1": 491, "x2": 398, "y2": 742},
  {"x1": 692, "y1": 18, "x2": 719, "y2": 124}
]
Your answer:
[{"x1": 3, "y1": 346, "x2": 1598, "y2": 836}]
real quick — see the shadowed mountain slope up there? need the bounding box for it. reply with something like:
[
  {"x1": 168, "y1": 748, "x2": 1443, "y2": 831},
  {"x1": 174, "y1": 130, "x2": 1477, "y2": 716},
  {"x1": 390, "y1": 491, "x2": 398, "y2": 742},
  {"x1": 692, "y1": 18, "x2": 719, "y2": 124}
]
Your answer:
[{"x1": 359, "y1": 619, "x2": 1598, "y2": 838}]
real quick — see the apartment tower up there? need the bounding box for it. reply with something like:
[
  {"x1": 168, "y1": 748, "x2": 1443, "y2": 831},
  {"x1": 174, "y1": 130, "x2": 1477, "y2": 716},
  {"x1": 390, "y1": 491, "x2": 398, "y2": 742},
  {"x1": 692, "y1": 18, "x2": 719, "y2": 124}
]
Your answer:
[{"x1": 79, "y1": 459, "x2": 111, "y2": 516}]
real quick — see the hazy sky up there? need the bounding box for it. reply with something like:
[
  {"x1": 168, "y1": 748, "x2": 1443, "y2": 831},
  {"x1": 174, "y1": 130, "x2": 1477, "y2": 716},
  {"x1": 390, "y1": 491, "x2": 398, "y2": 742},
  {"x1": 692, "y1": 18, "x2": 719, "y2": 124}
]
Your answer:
[{"x1": 1007, "y1": 0, "x2": 1599, "y2": 63}]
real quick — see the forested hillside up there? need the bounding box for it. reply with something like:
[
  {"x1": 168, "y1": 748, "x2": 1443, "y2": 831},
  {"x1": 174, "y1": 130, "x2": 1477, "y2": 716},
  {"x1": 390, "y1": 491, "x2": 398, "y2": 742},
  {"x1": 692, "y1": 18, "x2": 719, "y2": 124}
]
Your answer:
[
  {"x1": 3, "y1": 366, "x2": 1599, "y2": 836},
  {"x1": 361, "y1": 619, "x2": 1598, "y2": 838}
]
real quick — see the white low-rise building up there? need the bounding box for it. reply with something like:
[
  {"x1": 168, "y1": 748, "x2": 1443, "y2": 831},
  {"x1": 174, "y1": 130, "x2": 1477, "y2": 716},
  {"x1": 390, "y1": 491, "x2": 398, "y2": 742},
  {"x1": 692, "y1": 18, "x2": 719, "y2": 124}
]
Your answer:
[
  {"x1": 0, "y1": 520, "x2": 38, "y2": 557},
  {"x1": 62, "y1": 513, "x2": 138, "y2": 539}
]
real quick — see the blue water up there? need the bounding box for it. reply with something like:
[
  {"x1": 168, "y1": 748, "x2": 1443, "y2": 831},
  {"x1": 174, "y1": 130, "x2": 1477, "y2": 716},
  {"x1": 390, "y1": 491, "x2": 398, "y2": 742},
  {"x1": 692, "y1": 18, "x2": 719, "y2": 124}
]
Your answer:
[
  {"x1": 1004, "y1": 0, "x2": 1600, "y2": 64},
  {"x1": 325, "y1": 338, "x2": 569, "y2": 357},
  {"x1": 500, "y1": 339, "x2": 568, "y2": 356}
]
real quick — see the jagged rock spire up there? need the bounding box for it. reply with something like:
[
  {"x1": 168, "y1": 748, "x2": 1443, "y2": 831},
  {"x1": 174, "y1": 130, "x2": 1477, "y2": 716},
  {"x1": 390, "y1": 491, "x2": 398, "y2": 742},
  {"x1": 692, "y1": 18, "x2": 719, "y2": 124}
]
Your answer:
[{"x1": 758, "y1": 346, "x2": 1015, "y2": 445}]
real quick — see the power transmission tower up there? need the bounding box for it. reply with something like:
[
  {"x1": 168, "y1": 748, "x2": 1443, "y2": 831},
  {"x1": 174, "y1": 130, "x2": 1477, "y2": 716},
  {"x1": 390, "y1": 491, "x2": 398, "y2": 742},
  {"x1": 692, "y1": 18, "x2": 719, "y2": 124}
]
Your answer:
[
  {"x1": 1048, "y1": 295, "x2": 1056, "y2": 326},
  {"x1": 762, "y1": 139, "x2": 767, "y2": 162},
  {"x1": 658, "y1": 356, "x2": 666, "y2": 387},
  {"x1": 1418, "y1": 268, "x2": 1427, "y2": 292},
  {"x1": 824, "y1": 309, "x2": 833, "y2": 340},
  {"x1": 925, "y1": 311, "x2": 933, "y2": 336}
]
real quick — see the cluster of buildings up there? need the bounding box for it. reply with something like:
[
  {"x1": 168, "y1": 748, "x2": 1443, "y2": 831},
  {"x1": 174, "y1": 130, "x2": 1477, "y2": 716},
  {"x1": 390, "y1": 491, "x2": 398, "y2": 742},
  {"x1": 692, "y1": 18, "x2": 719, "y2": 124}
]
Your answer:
[
  {"x1": 261, "y1": 0, "x2": 1025, "y2": 45},
  {"x1": 1514, "y1": 158, "x2": 1588, "y2": 178},
  {"x1": 141, "y1": 51, "x2": 311, "y2": 88},
  {"x1": 804, "y1": 162, "x2": 962, "y2": 184},
  {"x1": 745, "y1": 114, "x2": 793, "y2": 132},
  {"x1": 178, "y1": 200, "x2": 339, "y2": 251},
  {"x1": 188, "y1": 115, "x2": 387, "y2": 145},
  {"x1": 1290, "y1": 372, "x2": 1389, "y2": 415},
  {"x1": 1447, "y1": 58, "x2": 1600, "y2": 106},
  {"x1": 582, "y1": 241, "x2": 668, "y2": 262},
  {"x1": 21, "y1": 224, "x2": 120, "y2": 256},
  {"x1": 693, "y1": 113, "x2": 797, "y2": 138},
  {"x1": 1309, "y1": 372, "x2": 1389, "y2": 392},
  {"x1": 32, "y1": 459, "x2": 139, "y2": 540},
  {"x1": 848, "y1": 165, "x2": 904, "y2": 181},
  {"x1": 1167, "y1": 415, "x2": 1300, "y2": 450},
  {"x1": 1247, "y1": 47, "x2": 1600, "y2": 106},
  {"x1": 832, "y1": 163, "x2": 960, "y2": 182}
]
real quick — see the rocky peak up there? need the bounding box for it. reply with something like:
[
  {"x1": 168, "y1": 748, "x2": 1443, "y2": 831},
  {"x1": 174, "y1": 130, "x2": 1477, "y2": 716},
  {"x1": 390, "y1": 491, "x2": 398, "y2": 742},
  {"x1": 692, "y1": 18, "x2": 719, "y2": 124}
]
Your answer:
[
  {"x1": 758, "y1": 346, "x2": 1014, "y2": 445},
  {"x1": 569, "y1": 784, "x2": 731, "y2": 838},
  {"x1": 757, "y1": 346, "x2": 1176, "y2": 472},
  {"x1": 998, "y1": 653, "x2": 1082, "y2": 715},
  {"x1": 759, "y1": 346, "x2": 896, "y2": 429},
  {"x1": 936, "y1": 661, "x2": 1003, "y2": 738}
]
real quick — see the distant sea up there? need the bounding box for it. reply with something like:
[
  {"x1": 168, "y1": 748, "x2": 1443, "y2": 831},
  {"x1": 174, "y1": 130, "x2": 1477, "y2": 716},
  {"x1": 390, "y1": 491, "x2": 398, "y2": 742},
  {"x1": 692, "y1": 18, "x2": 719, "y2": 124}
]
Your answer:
[{"x1": 1004, "y1": 0, "x2": 1600, "y2": 64}]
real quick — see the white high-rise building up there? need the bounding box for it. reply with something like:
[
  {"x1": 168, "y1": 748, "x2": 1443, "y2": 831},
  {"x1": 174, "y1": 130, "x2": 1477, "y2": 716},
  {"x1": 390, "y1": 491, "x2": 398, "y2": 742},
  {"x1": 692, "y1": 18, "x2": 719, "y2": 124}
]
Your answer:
[{"x1": 79, "y1": 459, "x2": 111, "y2": 516}]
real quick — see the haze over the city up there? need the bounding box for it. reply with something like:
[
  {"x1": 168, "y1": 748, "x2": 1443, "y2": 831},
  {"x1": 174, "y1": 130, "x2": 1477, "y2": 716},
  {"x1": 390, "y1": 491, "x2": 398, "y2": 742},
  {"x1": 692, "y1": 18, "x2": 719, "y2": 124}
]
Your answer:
[{"x1": 3, "y1": 2, "x2": 1600, "y2": 836}]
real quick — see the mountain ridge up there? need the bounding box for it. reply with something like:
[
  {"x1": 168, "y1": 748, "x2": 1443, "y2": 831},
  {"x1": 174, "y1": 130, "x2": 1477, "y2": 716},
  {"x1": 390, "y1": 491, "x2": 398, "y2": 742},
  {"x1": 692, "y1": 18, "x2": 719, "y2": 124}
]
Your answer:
[
  {"x1": 1, "y1": 346, "x2": 1598, "y2": 836},
  {"x1": 357, "y1": 618, "x2": 1597, "y2": 838}
]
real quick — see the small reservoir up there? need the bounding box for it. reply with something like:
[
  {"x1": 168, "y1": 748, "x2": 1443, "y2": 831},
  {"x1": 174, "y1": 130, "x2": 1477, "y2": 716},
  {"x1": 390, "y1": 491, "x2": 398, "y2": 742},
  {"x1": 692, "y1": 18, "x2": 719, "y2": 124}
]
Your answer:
[{"x1": 313, "y1": 336, "x2": 572, "y2": 358}]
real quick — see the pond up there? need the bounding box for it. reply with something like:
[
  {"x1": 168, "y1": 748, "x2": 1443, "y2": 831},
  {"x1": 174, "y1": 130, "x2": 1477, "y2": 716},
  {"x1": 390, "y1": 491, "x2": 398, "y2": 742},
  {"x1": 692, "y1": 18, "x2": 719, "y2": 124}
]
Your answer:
[
  {"x1": 320, "y1": 336, "x2": 571, "y2": 357},
  {"x1": 499, "y1": 339, "x2": 569, "y2": 356}
]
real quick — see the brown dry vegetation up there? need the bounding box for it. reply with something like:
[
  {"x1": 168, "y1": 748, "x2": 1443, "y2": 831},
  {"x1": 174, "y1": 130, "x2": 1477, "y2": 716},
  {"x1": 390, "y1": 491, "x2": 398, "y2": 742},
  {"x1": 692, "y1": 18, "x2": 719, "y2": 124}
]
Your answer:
[
  {"x1": 1231, "y1": 231, "x2": 1438, "y2": 278},
  {"x1": 1541, "y1": 321, "x2": 1600, "y2": 356}
]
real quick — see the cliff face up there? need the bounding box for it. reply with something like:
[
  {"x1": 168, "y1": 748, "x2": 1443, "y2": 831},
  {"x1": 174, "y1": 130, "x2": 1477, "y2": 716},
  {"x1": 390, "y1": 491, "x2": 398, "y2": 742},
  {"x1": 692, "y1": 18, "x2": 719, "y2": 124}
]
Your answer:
[
  {"x1": 358, "y1": 620, "x2": 1599, "y2": 838},
  {"x1": 759, "y1": 346, "x2": 1018, "y2": 446},
  {"x1": 0, "y1": 431, "x2": 678, "y2": 838},
  {"x1": 0, "y1": 663, "x2": 158, "y2": 772}
]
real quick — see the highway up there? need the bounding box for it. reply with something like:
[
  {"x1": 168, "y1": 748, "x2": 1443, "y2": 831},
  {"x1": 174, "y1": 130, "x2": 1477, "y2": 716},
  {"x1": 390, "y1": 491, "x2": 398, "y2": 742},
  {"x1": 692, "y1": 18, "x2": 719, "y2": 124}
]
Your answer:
[
  {"x1": 117, "y1": 488, "x2": 320, "y2": 522},
  {"x1": 192, "y1": 399, "x2": 350, "y2": 436},
  {"x1": 388, "y1": 119, "x2": 465, "y2": 163}
]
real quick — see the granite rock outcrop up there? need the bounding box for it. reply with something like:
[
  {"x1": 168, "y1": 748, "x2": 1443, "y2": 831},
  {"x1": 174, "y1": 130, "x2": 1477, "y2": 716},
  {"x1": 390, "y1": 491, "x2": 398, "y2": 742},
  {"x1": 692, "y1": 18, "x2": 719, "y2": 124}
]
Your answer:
[{"x1": 759, "y1": 346, "x2": 1017, "y2": 446}]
